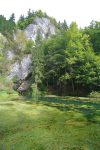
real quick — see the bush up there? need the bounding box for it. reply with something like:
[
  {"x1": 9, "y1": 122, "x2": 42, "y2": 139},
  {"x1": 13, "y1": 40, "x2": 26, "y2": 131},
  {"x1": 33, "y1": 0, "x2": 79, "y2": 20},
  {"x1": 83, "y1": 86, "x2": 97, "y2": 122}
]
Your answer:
[
  {"x1": 89, "y1": 91, "x2": 100, "y2": 98},
  {"x1": 31, "y1": 84, "x2": 41, "y2": 100}
]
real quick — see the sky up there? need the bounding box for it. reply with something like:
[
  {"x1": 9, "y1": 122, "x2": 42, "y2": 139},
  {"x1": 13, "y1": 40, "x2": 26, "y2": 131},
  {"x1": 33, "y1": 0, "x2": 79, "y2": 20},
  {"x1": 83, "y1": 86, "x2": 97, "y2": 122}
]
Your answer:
[{"x1": 0, "y1": 0, "x2": 100, "y2": 28}]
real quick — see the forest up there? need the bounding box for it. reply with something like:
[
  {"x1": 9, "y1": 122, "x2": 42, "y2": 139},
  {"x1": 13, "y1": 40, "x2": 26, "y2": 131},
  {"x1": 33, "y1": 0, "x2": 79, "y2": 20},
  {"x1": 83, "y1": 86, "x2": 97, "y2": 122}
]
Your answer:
[
  {"x1": 0, "y1": 10, "x2": 100, "y2": 96},
  {"x1": 0, "y1": 9, "x2": 100, "y2": 150}
]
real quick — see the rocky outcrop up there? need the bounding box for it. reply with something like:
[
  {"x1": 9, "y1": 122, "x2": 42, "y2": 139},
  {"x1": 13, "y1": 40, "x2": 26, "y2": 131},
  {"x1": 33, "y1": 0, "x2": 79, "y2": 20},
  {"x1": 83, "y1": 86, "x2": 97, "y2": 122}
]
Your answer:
[
  {"x1": 8, "y1": 55, "x2": 32, "y2": 80},
  {"x1": 8, "y1": 17, "x2": 55, "y2": 81},
  {"x1": 17, "y1": 80, "x2": 30, "y2": 93},
  {"x1": 6, "y1": 51, "x2": 14, "y2": 60},
  {"x1": 13, "y1": 72, "x2": 32, "y2": 93},
  {"x1": 4, "y1": 17, "x2": 56, "y2": 93},
  {"x1": 24, "y1": 17, "x2": 55, "y2": 41}
]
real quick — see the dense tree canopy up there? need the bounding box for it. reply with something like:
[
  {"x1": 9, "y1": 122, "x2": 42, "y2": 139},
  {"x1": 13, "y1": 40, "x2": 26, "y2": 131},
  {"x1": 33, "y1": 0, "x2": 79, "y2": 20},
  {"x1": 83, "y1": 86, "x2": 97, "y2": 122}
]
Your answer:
[
  {"x1": 84, "y1": 20, "x2": 100, "y2": 54},
  {"x1": 0, "y1": 14, "x2": 16, "y2": 36},
  {"x1": 0, "y1": 10, "x2": 100, "y2": 96},
  {"x1": 41, "y1": 22, "x2": 100, "y2": 95}
]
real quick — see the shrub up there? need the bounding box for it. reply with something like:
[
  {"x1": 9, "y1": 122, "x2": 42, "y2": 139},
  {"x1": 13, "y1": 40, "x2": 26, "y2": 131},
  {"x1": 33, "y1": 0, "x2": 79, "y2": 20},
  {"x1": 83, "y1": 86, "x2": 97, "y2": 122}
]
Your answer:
[{"x1": 89, "y1": 91, "x2": 100, "y2": 98}]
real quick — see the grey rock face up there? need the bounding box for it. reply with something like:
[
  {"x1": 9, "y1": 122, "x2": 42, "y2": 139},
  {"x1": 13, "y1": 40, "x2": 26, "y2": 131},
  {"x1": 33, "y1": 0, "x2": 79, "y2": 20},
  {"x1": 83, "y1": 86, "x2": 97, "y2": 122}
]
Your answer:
[
  {"x1": 24, "y1": 17, "x2": 55, "y2": 41},
  {"x1": 17, "y1": 80, "x2": 30, "y2": 93},
  {"x1": 8, "y1": 55, "x2": 31, "y2": 80},
  {"x1": 6, "y1": 51, "x2": 14, "y2": 60},
  {"x1": 7, "y1": 17, "x2": 55, "y2": 84}
]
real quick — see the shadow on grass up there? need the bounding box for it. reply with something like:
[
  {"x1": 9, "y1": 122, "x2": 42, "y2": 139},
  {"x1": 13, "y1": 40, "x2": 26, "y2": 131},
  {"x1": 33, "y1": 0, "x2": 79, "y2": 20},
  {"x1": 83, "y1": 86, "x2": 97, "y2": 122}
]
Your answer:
[
  {"x1": 37, "y1": 96, "x2": 100, "y2": 124},
  {"x1": 4, "y1": 94, "x2": 100, "y2": 124},
  {"x1": 0, "y1": 95, "x2": 100, "y2": 150}
]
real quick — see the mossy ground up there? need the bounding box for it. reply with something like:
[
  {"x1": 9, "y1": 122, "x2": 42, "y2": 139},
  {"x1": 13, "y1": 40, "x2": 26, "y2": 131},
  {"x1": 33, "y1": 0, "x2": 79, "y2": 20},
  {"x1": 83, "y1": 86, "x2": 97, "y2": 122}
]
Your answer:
[{"x1": 0, "y1": 91, "x2": 100, "y2": 150}]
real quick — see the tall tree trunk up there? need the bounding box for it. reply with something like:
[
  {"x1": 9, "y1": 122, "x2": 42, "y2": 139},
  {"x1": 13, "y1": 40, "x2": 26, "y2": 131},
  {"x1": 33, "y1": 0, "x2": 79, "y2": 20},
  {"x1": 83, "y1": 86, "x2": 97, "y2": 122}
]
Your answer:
[{"x1": 71, "y1": 79, "x2": 75, "y2": 95}]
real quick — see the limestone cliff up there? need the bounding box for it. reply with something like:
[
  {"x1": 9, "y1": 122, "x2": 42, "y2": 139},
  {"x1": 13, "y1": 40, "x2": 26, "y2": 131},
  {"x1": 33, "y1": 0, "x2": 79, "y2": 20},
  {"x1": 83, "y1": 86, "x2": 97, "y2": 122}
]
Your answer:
[
  {"x1": 4, "y1": 17, "x2": 56, "y2": 93},
  {"x1": 24, "y1": 17, "x2": 55, "y2": 40}
]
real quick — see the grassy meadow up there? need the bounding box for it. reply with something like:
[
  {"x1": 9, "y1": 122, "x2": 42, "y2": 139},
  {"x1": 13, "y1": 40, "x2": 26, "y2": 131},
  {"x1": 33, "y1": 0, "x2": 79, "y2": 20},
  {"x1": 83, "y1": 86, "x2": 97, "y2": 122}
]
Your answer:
[{"x1": 0, "y1": 91, "x2": 100, "y2": 150}]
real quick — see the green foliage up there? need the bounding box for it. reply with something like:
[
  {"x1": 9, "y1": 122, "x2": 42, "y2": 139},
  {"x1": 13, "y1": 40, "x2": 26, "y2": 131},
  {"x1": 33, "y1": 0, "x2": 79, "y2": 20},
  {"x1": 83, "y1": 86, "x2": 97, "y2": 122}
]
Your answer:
[
  {"x1": 0, "y1": 10, "x2": 100, "y2": 150},
  {"x1": 0, "y1": 45, "x2": 10, "y2": 75},
  {"x1": 8, "y1": 13, "x2": 16, "y2": 31},
  {"x1": 41, "y1": 21, "x2": 100, "y2": 95},
  {"x1": 59, "y1": 73, "x2": 71, "y2": 83},
  {"x1": 43, "y1": 33, "x2": 66, "y2": 87},
  {"x1": 31, "y1": 83, "x2": 40, "y2": 101},
  {"x1": 17, "y1": 9, "x2": 49, "y2": 30},
  {"x1": 0, "y1": 14, "x2": 16, "y2": 36},
  {"x1": 0, "y1": 10, "x2": 100, "y2": 96},
  {"x1": 31, "y1": 32, "x2": 44, "y2": 85},
  {"x1": 0, "y1": 77, "x2": 13, "y2": 93},
  {"x1": 89, "y1": 91, "x2": 100, "y2": 98},
  {"x1": 17, "y1": 9, "x2": 58, "y2": 30},
  {"x1": 85, "y1": 20, "x2": 100, "y2": 54},
  {"x1": 13, "y1": 30, "x2": 31, "y2": 55},
  {"x1": 25, "y1": 40, "x2": 34, "y2": 54},
  {"x1": 5, "y1": 31, "x2": 34, "y2": 59},
  {"x1": 17, "y1": 15, "x2": 26, "y2": 30}
]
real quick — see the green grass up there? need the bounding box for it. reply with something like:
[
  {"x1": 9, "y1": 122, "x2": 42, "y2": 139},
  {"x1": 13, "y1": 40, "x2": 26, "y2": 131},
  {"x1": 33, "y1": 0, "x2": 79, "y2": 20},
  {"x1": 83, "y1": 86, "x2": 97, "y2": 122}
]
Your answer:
[{"x1": 0, "y1": 92, "x2": 100, "y2": 150}]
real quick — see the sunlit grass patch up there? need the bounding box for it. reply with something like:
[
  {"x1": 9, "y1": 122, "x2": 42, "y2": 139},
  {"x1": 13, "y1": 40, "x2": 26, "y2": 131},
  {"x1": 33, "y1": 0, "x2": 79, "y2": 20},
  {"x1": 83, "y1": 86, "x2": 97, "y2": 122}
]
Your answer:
[{"x1": 0, "y1": 94, "x2": 100, "y2": 150}]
